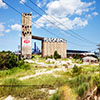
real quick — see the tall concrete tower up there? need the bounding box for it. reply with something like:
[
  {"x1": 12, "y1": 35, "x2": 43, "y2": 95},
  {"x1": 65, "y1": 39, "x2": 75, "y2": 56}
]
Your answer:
[{"x1": 21, "y1": 12, "x2": 32, "y2": 58}]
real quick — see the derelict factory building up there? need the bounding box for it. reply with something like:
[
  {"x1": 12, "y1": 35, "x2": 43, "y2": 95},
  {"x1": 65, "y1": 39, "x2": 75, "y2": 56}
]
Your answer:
[
  {"x1": 42, "y1": 38, "x2": 67, "y2": 58},
  {"x1": 21, "y1": 12, "x2": 67, "y2": 58}
]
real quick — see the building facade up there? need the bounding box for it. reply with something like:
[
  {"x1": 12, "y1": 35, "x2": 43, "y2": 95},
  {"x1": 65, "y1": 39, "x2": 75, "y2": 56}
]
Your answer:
[{"x1": 42, "y1": 38, "x2": 67, "y2": 58}]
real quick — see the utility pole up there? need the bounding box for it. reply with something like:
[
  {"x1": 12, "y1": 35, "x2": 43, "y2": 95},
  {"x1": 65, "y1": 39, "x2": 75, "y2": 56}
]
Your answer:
[{"x1": 97, "y1": 44, "x2": 100, "y2": 81}]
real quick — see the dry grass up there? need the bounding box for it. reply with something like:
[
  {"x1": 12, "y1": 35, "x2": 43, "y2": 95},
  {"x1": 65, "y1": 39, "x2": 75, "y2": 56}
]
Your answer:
[{"x1": 59, "y1": 85, "x2": 77, "y2": 100}]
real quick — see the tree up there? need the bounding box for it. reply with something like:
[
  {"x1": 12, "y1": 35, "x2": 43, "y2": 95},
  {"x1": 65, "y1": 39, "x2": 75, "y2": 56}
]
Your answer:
[
  {"x1": 73, "y1": 54, "x2": 82, "y2": 60},
  {"x1": 54, "y1": 51, "x2": 61, "y2": 59},
  {"x1": 0, "y1": 51, "x2": 24, "y2": 70}
]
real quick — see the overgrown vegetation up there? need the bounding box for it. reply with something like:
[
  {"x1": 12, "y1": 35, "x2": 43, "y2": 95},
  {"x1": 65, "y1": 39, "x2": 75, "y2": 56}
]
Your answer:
[
  {"x1": 69, "y1": 74, "x2": 92, "y2": 98},
  {"x1": 0, "y1": 64, "x2": 31, "y2": 78},
  {"x1": 54, "y1": 51, "x2": 61, "y2": 59},
  {"x1": 45, "y1": 51, "x2": 61, "y2": 60},
  {"x1": 49, "y1": 91, "x2": 59, "y2": 100},
  {"x1": 0, "y1": 51, "x2": 24, "y2": 70},
  {"x1": 0, "y1": 51, "x2": 99, "y2": 99},
  {"x1": 0, "y1": 78, "x2": 48, "y2": 100},
  {"x1": 73, "y1": 54, "x2": 82, "y2": 60},
  {"x1": 72, "y1": 65, "x2": 82, "y2": 76}
]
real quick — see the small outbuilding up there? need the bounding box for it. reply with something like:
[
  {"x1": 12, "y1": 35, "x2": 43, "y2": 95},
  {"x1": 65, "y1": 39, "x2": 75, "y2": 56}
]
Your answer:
[{"x1": 83, "y1": 56, "x2": 98, "y2": 63}]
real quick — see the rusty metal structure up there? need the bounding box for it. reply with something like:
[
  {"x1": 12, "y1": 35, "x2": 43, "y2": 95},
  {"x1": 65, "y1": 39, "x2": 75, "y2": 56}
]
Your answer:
[{"x1": 21, "y1": 12, "x2": 67, "y2": 58}]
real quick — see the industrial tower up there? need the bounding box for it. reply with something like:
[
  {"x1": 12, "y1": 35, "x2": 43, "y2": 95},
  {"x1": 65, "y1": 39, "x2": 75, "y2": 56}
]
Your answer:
[{"x1": 21, "y1": 12, "x2": 32, "y2": 58}]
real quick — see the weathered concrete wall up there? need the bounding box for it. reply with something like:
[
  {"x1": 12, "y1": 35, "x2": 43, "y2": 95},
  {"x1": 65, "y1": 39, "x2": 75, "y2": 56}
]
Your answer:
[
  {"x1": 42, "y1": 38, "x2": 67, "y2": 58},
  {"x1": 21, "y1": 12, "x2": 32, "y2": 58}
]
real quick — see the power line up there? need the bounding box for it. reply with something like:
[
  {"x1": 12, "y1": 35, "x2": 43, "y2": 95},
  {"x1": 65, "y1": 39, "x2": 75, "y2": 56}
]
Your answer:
[
  {"x1": 29, "y1": 0, "x2": 97, "y2": 45},
  {"x1": 22, "y1": 1, "x2": 97, "y2": 45},
  {"x1": 33, "y1": 23, "x2": 94, "y2": 47},
  {"x1": 3, "y1": 0, "x2": 96, "y2": 48},
  {"x1": 22, "y1": 2, "x2": 83, "y2": 41},
  {"x1": 2, "y1": 0, "x2": 21, "y2": 15},
  {"x1": 33, "y1": 22, "x2": 61, "y2": 38}
]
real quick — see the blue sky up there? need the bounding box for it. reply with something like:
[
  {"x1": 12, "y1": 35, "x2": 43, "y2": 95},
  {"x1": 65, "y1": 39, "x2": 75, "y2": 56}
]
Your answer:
[{"x1": 0, "y1": 0, "x2": 100, "y2": 52}]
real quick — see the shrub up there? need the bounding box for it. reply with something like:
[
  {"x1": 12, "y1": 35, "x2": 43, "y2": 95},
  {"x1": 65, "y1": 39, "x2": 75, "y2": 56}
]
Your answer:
[
  {"x1": 0, "y1": 51, "x2": 24, "y2": 70},
  {"x1": 72, "y1": 65, "x2": 82, "y2": 75},
  {"x1": 18, "y1": 64, "x2": 30, "y2": 70},
  {"x1": 54, "y1": 51, "x2": 61, "y2": 59},
  {"x1": 73, "y1": 54, "x2": 82, "y2": 60}
]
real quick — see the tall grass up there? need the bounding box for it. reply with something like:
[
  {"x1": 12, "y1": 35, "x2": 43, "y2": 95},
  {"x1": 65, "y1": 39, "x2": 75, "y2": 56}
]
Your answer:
[
  {"x1": 0, "y1": 78, "x2": 48, "y2": 99},
  {"x1": 78, "y1": 82, "x2": 89, "y2": 97},
  {"x1": 0, "y1": 64, "x2": 30, "y2": 77},
  {"x1": 23, "y1": 74, "x2": 68, "y2": 88},
  {"x1": 49, "y1": 91, "x2": 59, "y2": 100},
  {"x1": 68, "y1": 74, "x2": 92, "y2": 98}
]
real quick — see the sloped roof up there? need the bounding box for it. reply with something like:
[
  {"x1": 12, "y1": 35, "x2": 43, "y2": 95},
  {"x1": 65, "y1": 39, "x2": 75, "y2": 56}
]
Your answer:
[{"x1": 83, "y1": 56, "x2": 97, "y2": 60}]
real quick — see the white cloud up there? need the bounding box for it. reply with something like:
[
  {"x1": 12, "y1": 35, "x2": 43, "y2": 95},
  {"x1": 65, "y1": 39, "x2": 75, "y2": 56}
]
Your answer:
[
  {"x1": 34, "y1": 0, "x2": 97, "y2": 30},
  {"x1": 85, "y1": 12, "x2": 98, "y2": 19},
  {"x1": 0, "y1": 0, "x2": 7, "y2": 8},
  {"x1": 86, "y1": 14, "x2": 92, "y2": 19},
  {"x1": 37, "y1": 0, "x2": 47, "y2": 7},
  {"x1": 92, "y1": 12, "x2": 98, "y2": 16},
  {"x1": 11, "y1": 24, "x2": 21, "y2": 31},
  {"x1": 32, "y1": 14, "x2": 39, "y2": 19},
  {"x1": 5, "y1": 29, "x2": 10, "y2": 33},
  {"x1": 35, "y1": 15, "x2": 88, "y2": 30},
  {"x1": 0, "y1": 23, "x2": 11, "y2": 37},
  {"x1": 46, "y1": 0, "x2": 96, "y2": 17},
  {"x1": 73, "y1": 17, "x2": 88, "y2": 27},
  {"x1": 20, "y1": 0, "x2": 26, "y2": 4}
]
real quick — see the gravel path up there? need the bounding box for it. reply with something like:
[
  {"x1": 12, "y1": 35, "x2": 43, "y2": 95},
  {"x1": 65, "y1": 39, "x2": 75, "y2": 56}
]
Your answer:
[{"x1": 19, "y1": 67, "x2": 66, "y2": 80}]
